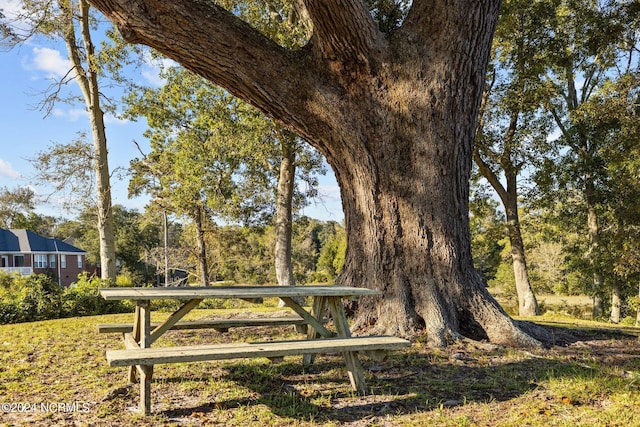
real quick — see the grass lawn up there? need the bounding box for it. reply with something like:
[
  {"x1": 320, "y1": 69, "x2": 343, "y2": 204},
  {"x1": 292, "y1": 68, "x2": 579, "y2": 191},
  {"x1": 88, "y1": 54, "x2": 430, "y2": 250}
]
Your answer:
[{"x1": 1, "y1": 307, "x2": 639, "y2": 426}]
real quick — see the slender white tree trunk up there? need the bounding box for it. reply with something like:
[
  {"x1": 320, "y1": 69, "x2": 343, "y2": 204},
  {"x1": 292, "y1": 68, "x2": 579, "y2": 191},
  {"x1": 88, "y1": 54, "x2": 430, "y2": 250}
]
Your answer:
[{"x1": 63, "y1": 0, "x2": 117, "y2": 281}]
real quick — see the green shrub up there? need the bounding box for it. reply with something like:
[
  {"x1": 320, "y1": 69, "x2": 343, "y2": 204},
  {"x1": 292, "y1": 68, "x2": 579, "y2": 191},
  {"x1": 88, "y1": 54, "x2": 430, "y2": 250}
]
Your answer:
[
  {"x1": 115, "y1": 268, "x2": 145, "y2": 287},
  {"x1": 0, "y1": 273, "x2": 136, "y2": 324},
  {"x1": 17, "y1": 274, "x2": 63, "y2": 322},
  {"x1": 0, "y1": 301, "x2": 22, "y2": 324},
  {"x1": 63, "y1": 273, "x2": 133, "y2": 317},
  {"x1": 0, "y1": 271, "x2": 16, "y2": 289}
]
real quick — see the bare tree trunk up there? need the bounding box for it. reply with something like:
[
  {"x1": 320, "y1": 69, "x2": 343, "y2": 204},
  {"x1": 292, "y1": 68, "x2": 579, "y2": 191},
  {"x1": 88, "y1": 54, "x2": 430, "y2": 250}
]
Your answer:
[
  {"x1": 89, "y1": 0, "x2": 549, "y2": 347},
  {"x1": 636, "y1": 279, "x2": 640, "y2": 327},
  {"x1": 506, "y1": 203, "x2": 539, "y2": 317},
  {"x1": 163, "y1": 210, "x2": 169, "y2": 287},
  {"x1": 63, "y1": 0, "x2": 117, "y2": 281},
  {"x1": 586, "y1": 179, "x2": 604, "y2": 318},
  {"x1": 275, "y1": 130, "x2": 296, "y2": 289},
  {"x1": 194, "y1": 206, "x2": 209, "y2": 287},
  {"x1": 610, "y1": 281, "x2": 621, "y2": 323},
  {"x1": 474, "y1": 151, "x2": 539, "y2": 317}
]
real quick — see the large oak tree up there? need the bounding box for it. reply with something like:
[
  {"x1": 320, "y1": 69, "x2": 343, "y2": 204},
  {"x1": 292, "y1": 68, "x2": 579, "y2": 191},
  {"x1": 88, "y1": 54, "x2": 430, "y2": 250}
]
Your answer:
[{"x1": 89, "y1": 0, "x2": 546, "y2": 347}]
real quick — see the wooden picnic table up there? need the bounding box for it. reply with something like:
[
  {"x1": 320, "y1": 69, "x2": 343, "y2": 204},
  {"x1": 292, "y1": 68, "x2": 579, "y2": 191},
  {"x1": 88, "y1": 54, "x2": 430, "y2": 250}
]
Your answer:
[{"x1": 99, "y1": 285, "x2": 410, "y2": 415}]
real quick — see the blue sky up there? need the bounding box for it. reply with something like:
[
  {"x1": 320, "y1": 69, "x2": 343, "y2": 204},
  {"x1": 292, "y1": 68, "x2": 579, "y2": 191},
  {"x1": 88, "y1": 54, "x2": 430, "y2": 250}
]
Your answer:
[{"x1": 0, "y1": 2, "x2": 343, "y2": 223}]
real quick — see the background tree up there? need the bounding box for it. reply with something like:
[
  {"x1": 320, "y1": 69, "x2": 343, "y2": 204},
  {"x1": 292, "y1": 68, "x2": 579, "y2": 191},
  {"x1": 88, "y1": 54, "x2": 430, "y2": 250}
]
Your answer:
[
  {"x1": 111, "y1": 206, "x2": 161, "y2": 282},
  {"x1": 88, "y1": 0, "x2": 547, "y2": 347},
  {"x1": 583, "y1": 71, "x2": 640, "y2": 322},
  {"x1": 474, "y1": 0, "x2": 557, "y2": 316},
  {"x1": 532, "y1": 0, "x2": 639, "y2": 320},
  {"x1": 469, "y1": 184, "x2": 505, "y2": 287},
  {"x1": 274, "y1": 127, "x2": 298, "y2": 290},
  {"x1": 31, "y1": 138, "x2": 95, "y2": 206},
  {"x1": 2, "y1": 1, "x2": 117, "y2": 281},
  {"x1": 0, "y1": 186, "x2": 37, "y2": 229},
  {"x1": 313, "y1": 221, "x2": 347, "y2": 283},
  {"x1": 0, "y1": 187, "x2": 60, "y2": 236},
  {"x1": 125, "y1": 69, "x2": 248, "y2": 286},
  {"x1": 126, "y1": 64, "x2": 324, "y2": 287}
]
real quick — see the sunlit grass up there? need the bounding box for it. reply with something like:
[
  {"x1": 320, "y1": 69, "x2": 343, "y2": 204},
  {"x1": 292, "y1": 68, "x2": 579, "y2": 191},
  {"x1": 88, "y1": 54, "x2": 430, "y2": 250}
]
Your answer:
[{"x1": 0, "y1": 309, "x2": 638, "y2": 426}]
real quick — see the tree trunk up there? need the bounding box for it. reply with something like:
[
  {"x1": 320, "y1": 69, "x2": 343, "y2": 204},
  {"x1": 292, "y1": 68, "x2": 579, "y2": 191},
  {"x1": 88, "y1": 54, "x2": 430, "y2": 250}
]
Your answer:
[
  {"x1": 163, "y1": 210, "x2": 169, "y2": 287},
  {"x1": 474, "y1": 144, "x2": 539, "y2": 317},
  {"x1": 89, "y1": 0, "x2": 548, "y2": 347},
  {"x1": 586, "y1": 178, "x2": 604, "y2": 318},
  {"x1": 64, "y1": 0, "x2": 117, "y2": 281},
  {"x1": 610, "y1": 281, "x2": 621, "y2": 323},
  {"x1": 90, "y1": 96, "x2": 117, "y2": 282},
  {"x1": 505, "y1": 202, "x2": 539, "y2": 317},
  {"x1": 194, "y1": 205, "x2": 209, "y2": 287},
  {"x1": 636, "y1": 279, "x2": 640, "y2": 327},
  {"x1": 274, "y1": 132, "x2": 296, "y2": 289}
]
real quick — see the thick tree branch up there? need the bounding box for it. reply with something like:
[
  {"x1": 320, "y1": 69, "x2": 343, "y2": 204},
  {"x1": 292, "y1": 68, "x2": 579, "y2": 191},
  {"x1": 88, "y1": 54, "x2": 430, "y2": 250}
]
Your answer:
[
  {"x1": 402, "y1": 0, "x2": 501, "y2": 54},
  {"x1": 87, "y1": 0, "x2": 316, "y2": 136},
  {"x1": 473, "y1": 149, "x2": 508, "y2": 205},
  {"x1": 303, "y1": 0, "x2": 384, "y2": 72}
]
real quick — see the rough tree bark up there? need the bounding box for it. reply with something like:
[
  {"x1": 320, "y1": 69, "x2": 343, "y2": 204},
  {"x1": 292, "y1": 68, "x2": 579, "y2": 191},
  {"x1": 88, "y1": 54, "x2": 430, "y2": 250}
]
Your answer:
[
  {"x1": 274, "y1": 130, "x2": 297, "y2": 289},
  {"x1": 193, "y1": 205, "x2": 209, "y2": 287},
  {"x1": 88, "y1": 0, "x2": 548, "y2": 347}
]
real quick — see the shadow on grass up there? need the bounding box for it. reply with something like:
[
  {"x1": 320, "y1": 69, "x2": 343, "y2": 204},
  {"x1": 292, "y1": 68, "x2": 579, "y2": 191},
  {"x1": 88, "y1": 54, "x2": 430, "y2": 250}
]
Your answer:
[
  {"x1": 154, "y1": 337, "x2": 612, "y2": 424},
  {"x1": 534, "y1": 321, "x2": 640, "y2": 344}
]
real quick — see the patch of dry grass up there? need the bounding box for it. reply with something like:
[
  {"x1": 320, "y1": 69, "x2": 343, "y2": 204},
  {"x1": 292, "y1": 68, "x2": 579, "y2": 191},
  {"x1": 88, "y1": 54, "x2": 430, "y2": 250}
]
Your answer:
[{"x1": 1, "y1": 309, "x2": 639, "y2": 426}]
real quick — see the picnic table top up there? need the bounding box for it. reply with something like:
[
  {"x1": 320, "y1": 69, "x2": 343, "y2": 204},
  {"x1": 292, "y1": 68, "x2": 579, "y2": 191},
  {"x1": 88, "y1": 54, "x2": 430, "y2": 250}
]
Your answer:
[{"x1": 99, "y1": 285, "x2": 380, "y2": 301}]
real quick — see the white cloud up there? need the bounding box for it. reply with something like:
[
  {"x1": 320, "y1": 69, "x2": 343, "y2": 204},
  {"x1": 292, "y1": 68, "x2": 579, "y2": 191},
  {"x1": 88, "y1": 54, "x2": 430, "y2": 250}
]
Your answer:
[
  {"x1": 1, "y1": 0, "x2": 24, "y2": 20},
  {"x1": 0, "y1": 159, "x2": 21, "y2": 179},
  {"x1": 52, "y1": 107, "x2": 87, "y2": 122},
  {"x1": 104, "y1": 114, "x2": 129, "y2": 125},
  {"x1": 30, "y1": 47, "x2": 72, "y2": 79},
  {"x1": 141, "y1": 69, "x2": 166, "y2": 87},
  {"x1": 141, "y1": 55, "x2": 178, "y2": 87},
  {"x1": 51, "y1": 107, "x2": 129, "y2": 125},
  {"x1": 317, "y1": 184, "x2": 342, "y2": 201}
]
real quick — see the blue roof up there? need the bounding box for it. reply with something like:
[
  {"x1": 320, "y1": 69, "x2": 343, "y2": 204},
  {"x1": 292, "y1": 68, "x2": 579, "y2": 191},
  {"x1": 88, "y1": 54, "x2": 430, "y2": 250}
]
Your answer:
[
  {"x1": 0, "y1": 229, "x2": 20, "y2": 252},
  {"x1": 0, "y1": 228, "x2": 86, "y2": 254}
]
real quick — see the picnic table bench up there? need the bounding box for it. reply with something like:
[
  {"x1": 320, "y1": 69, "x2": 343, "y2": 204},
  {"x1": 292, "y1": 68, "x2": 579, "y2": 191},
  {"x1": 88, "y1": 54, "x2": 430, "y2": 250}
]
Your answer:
[{"x1": 98, "y1": 285, "x2": 411, "y2": 415}]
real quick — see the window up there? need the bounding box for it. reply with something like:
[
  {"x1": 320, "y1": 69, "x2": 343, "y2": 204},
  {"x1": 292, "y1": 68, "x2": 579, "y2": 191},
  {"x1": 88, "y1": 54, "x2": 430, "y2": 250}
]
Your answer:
[
  {"x1": 49, "y1": 254, "x2": 56, "y2": 268},
  {"x1": 14, "y1": 255, "x2": 24, "y2": 267},
  {"x1": 77, "y1": 255, "x2": 83, "y2": 269},
  {"x1": 61, "y1": 255, "x2": 66, "y2": 269},
  {"x1": 34, "y1": 255, "x2": 47, "y2": 269}
]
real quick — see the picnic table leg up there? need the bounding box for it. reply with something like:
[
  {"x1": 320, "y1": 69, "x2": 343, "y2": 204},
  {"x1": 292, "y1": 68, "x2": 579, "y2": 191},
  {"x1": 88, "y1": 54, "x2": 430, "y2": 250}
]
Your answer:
[
  {"x1": 127, "y1": 305, "x2": 141, "y2": 383},
  {"x1": 327, "y1": 296, "x2": 368, "y2": 394},
  {"x1": 138, "y1": 300, "x2": 153, "y2": 415},
  {"x1": 303, "y1": 296, "x2": 327, "y2": 366}
]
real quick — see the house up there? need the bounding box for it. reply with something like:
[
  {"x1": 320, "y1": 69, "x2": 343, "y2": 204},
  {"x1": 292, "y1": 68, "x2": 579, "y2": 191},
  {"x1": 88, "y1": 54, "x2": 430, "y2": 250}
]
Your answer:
[{"x1": 0, "y1": 228, "x2": 89, "y2": 287}]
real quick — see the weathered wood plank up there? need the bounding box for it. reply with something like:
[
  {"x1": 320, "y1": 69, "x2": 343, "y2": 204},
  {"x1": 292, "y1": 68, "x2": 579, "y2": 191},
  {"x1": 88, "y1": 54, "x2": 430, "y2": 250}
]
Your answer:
[
  {"x1": 279, "y1": 296, "x2": 333, "y2": 338},
  {"x1": 98, "y1": 317, "x2": 312, "y2": 334},
  {"x1": 303, "y1": 295, "x2": 327, "y2": 366},
  {"x1": 128, "y1": 305, "x2": 141, "y2": 384},
  {"x1": 149, "y1": 298, "x2": 203, "y2": 345},
  {"x1": 327, "y1": 296, "x2": 367, "y2": 393},
  {"x1": 106, "y1": 336, "x2": 411, "y2": 367},
  {"x1": 99, "y1": 285, "x2": 379, "y2": 301},
  {"x1": 123, "y1": 332, "x2": 140, "y2": 350},
  {"x1": 138, "y1": 301, "x2": 152, "y2": 415}
]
